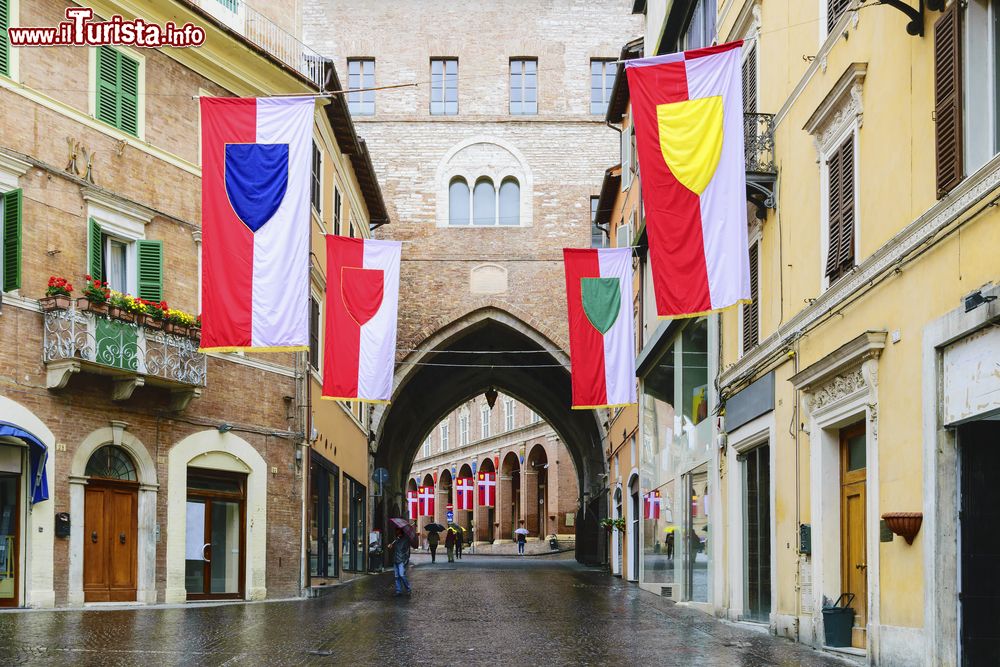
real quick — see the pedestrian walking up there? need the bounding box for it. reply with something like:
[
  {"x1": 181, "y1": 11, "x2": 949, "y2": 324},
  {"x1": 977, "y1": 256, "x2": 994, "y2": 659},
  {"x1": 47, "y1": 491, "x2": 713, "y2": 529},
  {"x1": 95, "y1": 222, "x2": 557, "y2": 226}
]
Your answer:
[
  {"x1": 455, "y1": 530, "x2": 464, "y2": 559},
  {"x1": 389, "y1": 528, "x2": 411, "y2": 596},
  {"x1": 516, "y1": 520, "x2": 528, "y2": 556},
  {"x1": 427, "y1": 528, "x2": 440, "y2": 563},
  {"x1": 445, "y1": 527, "x2": 456, "y2": 563}
]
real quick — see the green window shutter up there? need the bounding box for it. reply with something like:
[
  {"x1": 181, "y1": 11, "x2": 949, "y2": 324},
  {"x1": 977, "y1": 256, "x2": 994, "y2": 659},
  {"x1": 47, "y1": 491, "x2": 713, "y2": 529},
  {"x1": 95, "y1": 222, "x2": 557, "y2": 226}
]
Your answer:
[
  {"x1": 88, "y1": 217, "x2": 103, "y2": 282},
  {"x1": 118, "y1": 53, "x2": 140, "y2": 136},
  {"x1": 2, "y1": 189, "x2": 22, "y2": 291},
  {"x1": 96, "y1": 46, "x2": 119, "y2": 128},
  {"x1": 1, "y1": 0, "x2": 10, "y2": 78},
  {"x1": 137, "y1": 239, "x2": 163, "y2": 301}
]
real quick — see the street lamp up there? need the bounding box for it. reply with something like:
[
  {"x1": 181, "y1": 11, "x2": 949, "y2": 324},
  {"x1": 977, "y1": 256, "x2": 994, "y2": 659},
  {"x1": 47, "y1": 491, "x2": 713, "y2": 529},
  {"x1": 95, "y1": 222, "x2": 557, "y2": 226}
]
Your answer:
[{"x1": 484, "y1": 386, "x2": 498, "y2": 409}]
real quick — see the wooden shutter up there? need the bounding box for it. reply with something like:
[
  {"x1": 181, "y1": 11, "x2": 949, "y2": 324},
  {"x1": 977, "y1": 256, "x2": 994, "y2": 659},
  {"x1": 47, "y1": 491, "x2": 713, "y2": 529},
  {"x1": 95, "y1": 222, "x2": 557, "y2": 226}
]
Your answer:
[
  {"x1": 334, "y1": 188, "x2": 341, "y2": 235},
  {"x1": 136, "y1": 239, "x2": 163, "y2": 301},
  {"x1": 934, "y1": 2, "x2": 963, "y2": 198},
  {"x1": 2, "y1": 189, "x2": 22, "y2": 291},
  {"x1": 825, "y1": 145, "x2": 843, "y2": 279},
  {"x1": 309, "y1": 297, "x2": 320, "y2": 370},
  {"x1": 118, "y1": 52, "x2": 140, "y2": 136},
  {"x1": 88, "y1": 217, "x2": 103, "y2": 282},
  {"x1": 742, "y1": 241, "x2": 759, "y2": 354},
  {"x1": 95, "y1": 46, "x2": 119, "y2": 128},
  {"x1": 0, "y1": 0, "x2": 10, "y2": 78},
  {"x1": 742, "y1": 44, "x2": 757, "y2": 113},
  {"x1": 837, "y1": 139, "x2": 856, "y2": 269}
]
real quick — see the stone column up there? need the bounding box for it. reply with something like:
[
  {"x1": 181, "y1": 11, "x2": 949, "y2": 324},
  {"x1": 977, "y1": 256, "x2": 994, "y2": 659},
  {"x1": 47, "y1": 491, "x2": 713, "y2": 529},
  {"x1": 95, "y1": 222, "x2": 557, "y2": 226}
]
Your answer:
[
  {"x1": 524, "y1": 470, "x2": 539, "y2": 537},
  {"x1": 498, "y1": 474, "x2": 513, "y2": 542}
]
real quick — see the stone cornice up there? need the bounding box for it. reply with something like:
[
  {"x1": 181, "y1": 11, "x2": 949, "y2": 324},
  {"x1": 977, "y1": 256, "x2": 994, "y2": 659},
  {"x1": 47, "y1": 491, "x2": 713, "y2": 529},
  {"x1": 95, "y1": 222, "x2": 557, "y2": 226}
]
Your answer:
[
  {"x1": 804, "y1": 63, "x2": 868, "y2": 137},
  {"x1": 789, "y1": 330, "x2": 886, "y2": 391},
  {"x1": 81, "y1": 188, "x2": 156, "y2": 225},
  {"x1": 720, "y1": 154, "x2": 1000, "y2": 393}
]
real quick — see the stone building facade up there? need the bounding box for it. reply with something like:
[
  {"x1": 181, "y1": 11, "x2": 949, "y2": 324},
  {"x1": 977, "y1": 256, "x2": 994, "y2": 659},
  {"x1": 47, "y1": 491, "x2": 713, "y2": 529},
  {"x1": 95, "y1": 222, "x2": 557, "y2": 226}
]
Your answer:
[
  {"x1": 0, "y1": 0, "x2": 383, "y2": 607},
  {"x1": 408, "y1": 392, "x2": 579, "y2": 547}
]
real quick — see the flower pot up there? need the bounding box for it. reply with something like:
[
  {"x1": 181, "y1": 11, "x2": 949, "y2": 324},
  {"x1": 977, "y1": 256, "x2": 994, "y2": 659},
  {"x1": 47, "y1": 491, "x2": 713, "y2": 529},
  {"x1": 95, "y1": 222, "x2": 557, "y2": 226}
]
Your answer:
[
  {"x1": 40, "y1": 295, "x2": 72, "y2": 311},
  {"x1": 145, "y1": 317, "x2": 164, "y2": 330},
  {"x1": 188, "y1": 327, "x2": 202, "y2": 341},
  {"x1": 109, "y1": 306, "x2": 136, "y2": 323},
  {"x1": 76, "y1": 297, "x2": 109, "y2": 316},
  {"x1": 881, "y1": 512, "x2": 922, "y2": 545}
]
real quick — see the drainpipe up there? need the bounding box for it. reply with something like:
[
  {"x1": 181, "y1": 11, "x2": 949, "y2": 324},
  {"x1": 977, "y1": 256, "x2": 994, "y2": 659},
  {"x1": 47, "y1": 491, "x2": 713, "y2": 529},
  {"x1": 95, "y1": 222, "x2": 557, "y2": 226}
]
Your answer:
[{"x1": 791, "y1": 340, "x2": 801, "y2": 641}]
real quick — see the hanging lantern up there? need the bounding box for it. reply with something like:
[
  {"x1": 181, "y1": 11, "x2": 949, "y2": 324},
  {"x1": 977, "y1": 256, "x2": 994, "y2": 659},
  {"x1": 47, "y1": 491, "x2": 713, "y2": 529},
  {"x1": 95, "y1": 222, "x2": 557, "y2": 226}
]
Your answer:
[{"x1": 484, "y1": 386, "x2": 498, "y2": 409}]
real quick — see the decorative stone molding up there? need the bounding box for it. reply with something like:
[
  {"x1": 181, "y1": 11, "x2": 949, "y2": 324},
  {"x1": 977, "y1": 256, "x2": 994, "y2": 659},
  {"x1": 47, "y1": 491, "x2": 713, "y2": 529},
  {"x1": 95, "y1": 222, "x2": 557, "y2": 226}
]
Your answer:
[
  {"x1": 790, "y1": 330, "x2": 887, "y2": 392},
  {"x1": 45, "y1": 359, "x2": 80, "y2": 389},
  {"x1": 805, "y1": 63, "x2": 867, "y2": 154},
  {"x1": 808, "y1": 369, "x2": 865, "y2": 411}
]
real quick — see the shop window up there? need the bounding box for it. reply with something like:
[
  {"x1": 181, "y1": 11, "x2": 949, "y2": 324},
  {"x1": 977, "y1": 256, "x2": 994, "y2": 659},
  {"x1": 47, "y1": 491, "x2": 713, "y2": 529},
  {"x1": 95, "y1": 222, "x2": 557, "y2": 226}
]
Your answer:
[
  {"x1": 309, "y1": 455, "x2": 339, "y2": 579},
  {"x1": 341, "y1": 475, "x2": 366, "y2": 572}
]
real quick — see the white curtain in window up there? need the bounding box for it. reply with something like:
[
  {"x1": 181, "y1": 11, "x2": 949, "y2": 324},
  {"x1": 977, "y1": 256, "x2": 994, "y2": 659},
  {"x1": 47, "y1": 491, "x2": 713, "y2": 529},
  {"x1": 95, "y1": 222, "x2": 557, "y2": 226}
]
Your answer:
[
  {"x1": 107, "y1": 238, "x2": 128, "y2": 293},
  {"x1": 498, "y1": 178, "x2": 519, "y2": 226}
]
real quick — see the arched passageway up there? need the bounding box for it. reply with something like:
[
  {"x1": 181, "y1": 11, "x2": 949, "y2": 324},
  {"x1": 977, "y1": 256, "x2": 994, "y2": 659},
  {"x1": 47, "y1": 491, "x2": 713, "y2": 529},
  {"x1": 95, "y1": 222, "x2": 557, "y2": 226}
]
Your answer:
[
  {"x1": 476, "y1": 457, "x2": 496, "y2": 543},
  {"x1": 500, "y1": 452, "x2": 520, "y2": 541},
  {"x1": 526, "y1": 444, "x2": 548, "y2": 538},
  {"x1": 372, "y1": 308, "x2": 607, "y2": 564}
]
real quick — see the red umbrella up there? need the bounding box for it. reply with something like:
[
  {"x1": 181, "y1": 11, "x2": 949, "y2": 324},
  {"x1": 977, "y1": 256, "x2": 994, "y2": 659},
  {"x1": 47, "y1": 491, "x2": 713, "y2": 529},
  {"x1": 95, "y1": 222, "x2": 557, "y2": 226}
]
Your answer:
[{"x1": 389, "y1": 517, "x2": 418, "y2": 547}]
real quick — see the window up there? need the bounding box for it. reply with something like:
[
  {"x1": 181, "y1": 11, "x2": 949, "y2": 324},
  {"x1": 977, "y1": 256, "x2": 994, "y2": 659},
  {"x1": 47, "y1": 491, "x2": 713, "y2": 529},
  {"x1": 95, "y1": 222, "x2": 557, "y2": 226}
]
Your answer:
[
  {"x1": 591, "y1": 196, "x2": 607, "y2": 248},
  {"x1": 590, "y1": 59, "x2": 616, "y2": 115},
  {"x1": 440, "y1": 422, "x2": 449, "y2": 451},
  {"x1": 621, "y1": 118, "x2": 633, "y2": 191},
  {"x1": 334, "y1": 187, "x2": 342, "y2": 235},
  {"x1": 827, "y1": 0, "x2": 852, "y2": 33},
  {"x1": 85, "y1": 445, "x2": 137, "y2": 481},
  {"x1": 473, "y1": 178, "x2": 495, "y2": 225},
  {"x1": 309, "y1": 296, "x2": 320, "y2": 371},
  {"x1": 341, "y1": 475, "x2": 366, "y2": 572},
  {"x1": 510, "y1": 58, "x2": 537, "y2": 115},
  {"x1": 742, "y1": 241, "x2": 759, "y2": 355},
  {"x1": 616, "y1": 215, "x2": 633, "y2": 249},
  {"x1": 215, "y1": 0, "x2": 239, "y2": 11},
  {"x1": 2, "y1": 188, "x2": 22, "y2": 291},
  {"x1": 95, "y1": 46, "x2": 140, "y2": 136},
  {"x1": 481, "y1": 406, "x2": 491, "y2": 439},
  {"x1": 449, "y1": 178, "x2": 470, "y2": 225},
  {"x1": 0, "y1": 0, "x2": 11, "y2": 78},
  {"x1": 683, "y1": 0, "x2": 716, "y2": 50},
  {"x1": 347, "y1": 58, "x2": 375, "y2": 115},
  {"x1": 742, "y1": 44, "x2": 757, "y2": 114},
  {"x1": 504, "y1": 399, "x2": 515, "y2": 431},
  {"x1": 423, "y1": 437, "x2": 431, "y2": 458},
  {"x1": 530, "y1": 409, "x2": 540, "y2": 424},
  {"x1": 459, "y1": 412, "x2": 469, "y2": 446},
  {"x1": 824, "y1": 136, "x2": 856, "y2": 282},
  {"x1": 498, "y1": 178, "x2": 520, "y2": 226},
  {"x1": 87, "y1": 218, "x2": 162, "y2": 299},
  {"x1": 430, "y1": 59, "x2": 458, "y2": 115},
  {"x1": 311, "y1": 142, "x2": 322, "y2": 214}
]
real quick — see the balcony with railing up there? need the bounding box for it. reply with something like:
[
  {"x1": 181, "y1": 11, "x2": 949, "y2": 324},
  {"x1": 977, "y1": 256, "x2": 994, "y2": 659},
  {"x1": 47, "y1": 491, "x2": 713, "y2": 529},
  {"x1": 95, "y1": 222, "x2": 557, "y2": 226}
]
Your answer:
[
  {"x1": 744, "y1": 112, "x2": 777, "y2": 218},
  {"x1": 43, "y1": 305, "x2": 206, "y2": 410},
  {"x1": 192, "y1": 0, "x2": 328, "y2": 88}
]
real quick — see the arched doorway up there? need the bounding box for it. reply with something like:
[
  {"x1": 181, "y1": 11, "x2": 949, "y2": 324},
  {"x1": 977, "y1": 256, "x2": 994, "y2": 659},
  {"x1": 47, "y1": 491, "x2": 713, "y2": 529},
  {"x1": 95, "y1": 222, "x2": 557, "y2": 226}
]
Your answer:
[
  {"x1": 628, "y1": 474, "x2": 640, "y2": 582},
  {"x1": 437, "y1": 468, "x2": 453, "y2": 527},
  {"x1": 457, "y1": 463, "x2": 473, "y2": 540},
  {"x1": 526, "y1": 444, "x2": 548, "y2": 537},
  {"x1": 419, "y1": 473, "x2": 434, "y2": 546},
  {"x1": 500, "y1": 452, "x2": 520, "y2": 541},
  {"x1": 612, "y1": 487, "x2": 623, "y2": 576},
  {"x1": 476, "y1": 457, "x2": 496, "y2": 543},
  {"x1": 372, "y1": 308, "x2": 607, "y2": 564},
  {"x1": 83, "y1": 445, "x2": 139, "y2": 602}
]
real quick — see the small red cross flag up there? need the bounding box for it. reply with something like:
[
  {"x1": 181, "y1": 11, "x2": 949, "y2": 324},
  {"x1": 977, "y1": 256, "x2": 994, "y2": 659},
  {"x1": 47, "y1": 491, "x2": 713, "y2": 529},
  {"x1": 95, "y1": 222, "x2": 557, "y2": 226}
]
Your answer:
[
  {"x1": 455, "y1": 477, "x2": 474, "y2": 511},
  {"x1": 418, "y1": 485, "x2": 435, "y2": 517},
  {"x1": 407, "y1": 490, "x2": 418, "y2": 521},
  {"x1": 477, "y1": 471, "x2": 496, "y2": 507},
  {"x1": 644, "y1": 490, "x2": 661, "y2": 520}
]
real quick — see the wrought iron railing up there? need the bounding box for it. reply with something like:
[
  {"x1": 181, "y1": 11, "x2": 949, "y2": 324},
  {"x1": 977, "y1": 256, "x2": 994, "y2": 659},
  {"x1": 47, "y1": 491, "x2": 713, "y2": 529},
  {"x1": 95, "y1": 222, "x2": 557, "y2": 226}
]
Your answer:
[
  {"x1": 43, "y1": 307, "x2": 207, "y2": 387},
  {"x1": 194, "y1": 0, "x2": 329, "y2": 88},
  {"x1": 744, "y1": 113, "x2": 776, "y2": 175}
]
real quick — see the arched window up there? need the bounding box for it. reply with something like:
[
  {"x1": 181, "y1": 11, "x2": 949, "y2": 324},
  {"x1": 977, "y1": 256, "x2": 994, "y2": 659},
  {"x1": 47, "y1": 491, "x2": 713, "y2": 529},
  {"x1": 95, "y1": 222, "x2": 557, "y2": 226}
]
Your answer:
[
  {"x1": 498, "y1": 178, "x2": 520, "y2": 226},
  {"x1": 85, "y1": 445, "x2": 138, "y2": 481},
  {"x1": 473, "y1": 178, "x2": 496, "y2": 225},
  {"x1": 448, "y1": 177, "x2": 470, "y2": 226}
]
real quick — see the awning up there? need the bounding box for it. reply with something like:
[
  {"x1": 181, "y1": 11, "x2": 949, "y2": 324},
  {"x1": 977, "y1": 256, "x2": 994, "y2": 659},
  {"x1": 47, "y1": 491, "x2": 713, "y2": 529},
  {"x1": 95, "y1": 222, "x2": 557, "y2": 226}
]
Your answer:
[{"x1": 0, "y1": 422, "x2": 49, "y2": 504}]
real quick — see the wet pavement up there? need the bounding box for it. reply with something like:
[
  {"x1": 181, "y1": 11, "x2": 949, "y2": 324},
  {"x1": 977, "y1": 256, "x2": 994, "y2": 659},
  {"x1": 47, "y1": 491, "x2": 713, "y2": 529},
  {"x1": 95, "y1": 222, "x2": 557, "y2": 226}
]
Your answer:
[{"x1": 0, "y1": 556, "x2": 849, "y2": 666}]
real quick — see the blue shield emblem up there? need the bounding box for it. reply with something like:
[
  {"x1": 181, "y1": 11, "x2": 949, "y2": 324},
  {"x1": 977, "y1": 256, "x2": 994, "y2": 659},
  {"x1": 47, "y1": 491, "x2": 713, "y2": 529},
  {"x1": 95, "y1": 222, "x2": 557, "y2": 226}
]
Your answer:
[{"x1": 224, "y1": 143, "x2": 289, "y2": 232}]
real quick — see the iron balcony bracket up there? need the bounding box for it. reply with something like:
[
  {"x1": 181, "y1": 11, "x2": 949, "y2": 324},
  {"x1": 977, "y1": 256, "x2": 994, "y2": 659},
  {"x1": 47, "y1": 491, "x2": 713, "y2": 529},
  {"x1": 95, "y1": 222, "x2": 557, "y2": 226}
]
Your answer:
[
  {"x1": 874, "y1": 0, "x2": 927, "y2": 37},
  {"x1": 746, "y1": 180, "x2": 775, "y2": 221}
]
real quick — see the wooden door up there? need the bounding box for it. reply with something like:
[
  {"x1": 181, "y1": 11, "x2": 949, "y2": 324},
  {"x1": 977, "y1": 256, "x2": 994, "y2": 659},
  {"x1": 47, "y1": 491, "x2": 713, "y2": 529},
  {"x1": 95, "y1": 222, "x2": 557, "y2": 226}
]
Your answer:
[
  {"x1": 0, "y1": 474, "x2": 21, "y2": 608},
  {"x1": 84, "y1": 482, "x2": 137, "y2": 602},
  {"x1": 840, "y1": 423, "x2": 867, "y2": 649}
]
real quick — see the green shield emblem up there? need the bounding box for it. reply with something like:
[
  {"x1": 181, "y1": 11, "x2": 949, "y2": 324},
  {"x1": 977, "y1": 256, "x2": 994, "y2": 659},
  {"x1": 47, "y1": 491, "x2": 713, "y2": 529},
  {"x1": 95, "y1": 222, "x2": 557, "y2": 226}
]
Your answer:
[{"x1": 581, "y1": 277, "x2": 621, "y2": 335}]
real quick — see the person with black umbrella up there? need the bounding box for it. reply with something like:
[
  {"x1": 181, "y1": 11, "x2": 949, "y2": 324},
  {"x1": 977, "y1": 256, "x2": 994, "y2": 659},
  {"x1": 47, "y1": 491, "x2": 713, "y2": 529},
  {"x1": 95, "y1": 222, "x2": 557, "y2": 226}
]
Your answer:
[
  {"x1": 389, "y1": 527, "x2": 412, "y2": 596},
  {"x1": 425, "y1": 524, "x2": 443, "y2": 563}
]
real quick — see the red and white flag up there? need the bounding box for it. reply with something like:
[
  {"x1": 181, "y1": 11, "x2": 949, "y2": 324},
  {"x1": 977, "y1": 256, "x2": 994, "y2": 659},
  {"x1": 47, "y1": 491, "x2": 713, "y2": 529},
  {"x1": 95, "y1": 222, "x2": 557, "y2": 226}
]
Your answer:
[
  {"x1": 200, "y1": 97, "x2": 313, "y2": 351},
  {"x1": 455, "y1": 477, "x2": 474, "y2": 511},
  {"x1": 564, "y1": 248, "x2": 636, "y2": 409},
  {"x1": 625, "y1": 42, "x2": 750, "y2": 318},
  {"x1": 477, "y1": 472, "x2": 496, "y2": 507},
  {"x1": 418, "y1": 485, "x2": 435, "y2": 517},
  {"x1": 407, "y1": 491, "x2": 418, "y2": 521},
  {"x1": 644, "y1": 490, "x2": 661, "y2": 520},
  {"x1": 322, "y1": 237, "x2": 401, "y2": 402}
]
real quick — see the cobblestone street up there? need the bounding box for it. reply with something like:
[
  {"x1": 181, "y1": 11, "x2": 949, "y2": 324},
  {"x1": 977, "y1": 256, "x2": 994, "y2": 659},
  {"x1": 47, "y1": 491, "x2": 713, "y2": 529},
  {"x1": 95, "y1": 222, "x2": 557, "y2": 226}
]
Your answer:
[{"x1": 0, "y1": 557, "x2": 849, "y2": 667}]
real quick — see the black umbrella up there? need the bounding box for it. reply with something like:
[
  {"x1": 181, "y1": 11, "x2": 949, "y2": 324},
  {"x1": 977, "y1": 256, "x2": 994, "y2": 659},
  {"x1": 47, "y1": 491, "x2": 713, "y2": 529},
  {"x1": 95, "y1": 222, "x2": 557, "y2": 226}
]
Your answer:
[
  {"x1": 424, "y1": 523, "x2": 446, "y2": 532},
  {"x1": 389, "y1": 517, "x2": 418, "y2": 547}
]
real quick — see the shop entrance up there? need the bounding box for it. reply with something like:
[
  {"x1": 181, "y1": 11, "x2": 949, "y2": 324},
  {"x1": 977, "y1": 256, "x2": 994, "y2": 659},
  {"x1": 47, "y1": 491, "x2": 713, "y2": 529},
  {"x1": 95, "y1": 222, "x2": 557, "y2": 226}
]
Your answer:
[
  {"x1": 185, "y1": 468, "x2": 246, "y2": 600},
  {"x1": 960, "y1": 421, "x2": 1000, "y2": 666},
  {"x1": 839, "y1": 423, "x2": 867, "y2": 649},
  {"x1": 83, "y1": 445, "x2": 138, "y2": 603},
  {"x1": 743, "y1": 443, "x2": 771, "y2": 622},
  {"x1": 310, "y1": 454, "x2": 340, "y2": 580},
  {"x1": 0, "y1": 472, "x2": 20, "y2": 607}
]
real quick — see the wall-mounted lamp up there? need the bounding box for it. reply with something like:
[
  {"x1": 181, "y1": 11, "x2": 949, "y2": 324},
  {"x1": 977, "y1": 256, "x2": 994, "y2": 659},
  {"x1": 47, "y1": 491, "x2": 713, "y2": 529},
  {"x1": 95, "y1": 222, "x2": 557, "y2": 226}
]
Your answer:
[
  {"x1": 964, "y1": 289, "x2": 997, "y2": 313},
  {"x1": 217, "y1": 423, "x2": 233, "y2": 433}
]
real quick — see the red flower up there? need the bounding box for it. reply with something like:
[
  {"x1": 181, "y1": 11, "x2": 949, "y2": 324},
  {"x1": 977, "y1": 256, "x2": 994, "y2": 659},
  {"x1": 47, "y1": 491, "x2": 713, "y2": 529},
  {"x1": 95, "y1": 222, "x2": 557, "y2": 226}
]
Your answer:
[{"x1": 84, "y1": 274, "x2": 92, "y2": 281}]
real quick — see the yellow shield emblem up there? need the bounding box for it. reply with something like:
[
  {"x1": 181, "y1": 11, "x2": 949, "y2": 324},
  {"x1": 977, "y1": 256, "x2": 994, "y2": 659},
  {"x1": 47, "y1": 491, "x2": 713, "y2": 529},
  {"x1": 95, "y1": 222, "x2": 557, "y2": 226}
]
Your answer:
[{"x1": 656, "y1": 95, "x2": 724, "y2": 196}]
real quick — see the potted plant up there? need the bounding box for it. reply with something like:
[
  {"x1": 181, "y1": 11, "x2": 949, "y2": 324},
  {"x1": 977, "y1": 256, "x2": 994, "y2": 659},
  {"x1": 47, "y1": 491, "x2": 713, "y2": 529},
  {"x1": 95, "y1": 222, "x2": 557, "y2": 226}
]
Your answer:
[
  {"x1": 164, "y1": 308, "x2": 195, "y2": 336},
  {"x1": 188, "y1": 314, "x2": 202, "y2": 341},
  {"x1": 599, "y1": 518, "x2": 626, "y2": 532},
  {"x1": 108, "y1": 291, "x2": 137, "y2": 323},
  {"x1": 142, "y1": 299, "x2": 169, "y2": 330},
  {"x1": 40, "y1": 276, "x2": 73, "y2": 311},
  {"x1": 76, "y1": 275, "x2": 110, "y2": 315}
]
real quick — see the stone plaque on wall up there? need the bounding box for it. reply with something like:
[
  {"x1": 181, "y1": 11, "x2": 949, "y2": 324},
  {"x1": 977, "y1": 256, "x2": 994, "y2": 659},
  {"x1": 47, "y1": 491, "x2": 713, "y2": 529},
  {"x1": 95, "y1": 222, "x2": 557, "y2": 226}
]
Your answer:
[{"x1": 470, "y1": 264, "x2": 508, "y2": 294}]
